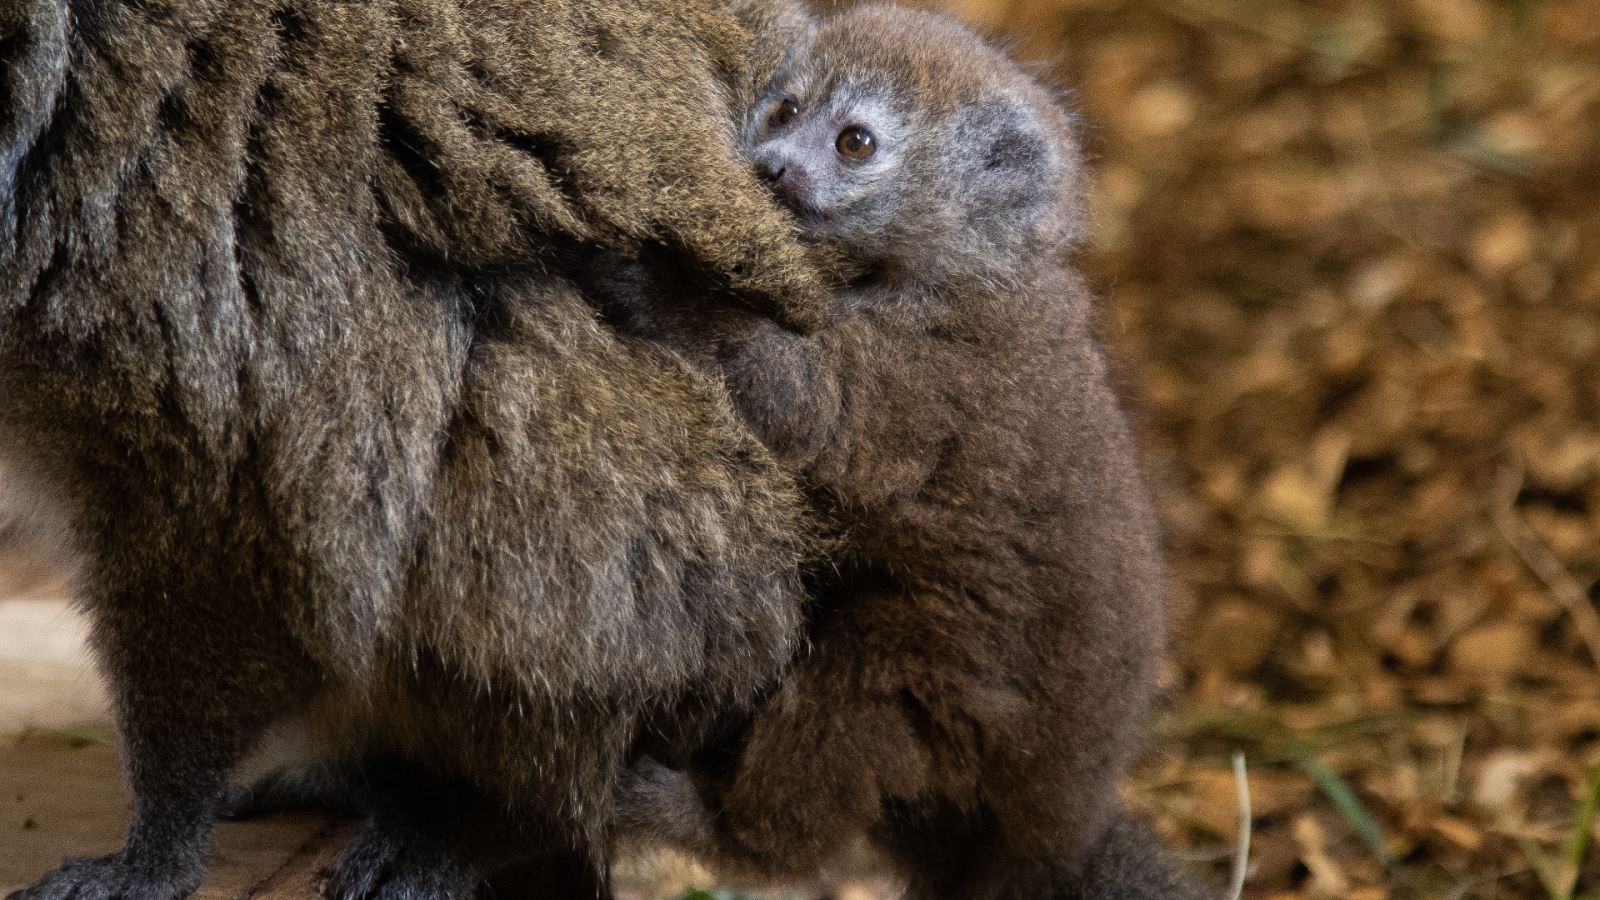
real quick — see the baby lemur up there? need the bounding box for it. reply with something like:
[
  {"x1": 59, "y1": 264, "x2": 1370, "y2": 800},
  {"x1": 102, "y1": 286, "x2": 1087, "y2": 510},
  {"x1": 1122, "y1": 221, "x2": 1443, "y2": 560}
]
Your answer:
[{"x1": 611, "y1": 6, "x2": 1210, "y2": 898}]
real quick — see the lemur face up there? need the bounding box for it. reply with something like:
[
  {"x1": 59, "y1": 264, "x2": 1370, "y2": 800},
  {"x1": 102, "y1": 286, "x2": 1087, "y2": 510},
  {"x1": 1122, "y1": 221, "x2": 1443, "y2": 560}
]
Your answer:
[
  {"x1": 742, "y1": 7, "x2": 1081, "y2": 283},
  {"x1": 743, "y1": 72, "x2": 912, "y2": 246}
]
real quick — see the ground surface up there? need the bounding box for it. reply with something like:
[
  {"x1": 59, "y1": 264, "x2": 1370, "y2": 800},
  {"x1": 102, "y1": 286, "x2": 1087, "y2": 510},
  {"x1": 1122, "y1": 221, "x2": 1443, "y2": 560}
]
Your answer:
[
  {"x1": 3, "y1": 0, "x2": 1599, "y2": 897},
  {"x1": 1, "y1": 734, "x2": 355, "y2": 900},
  {"x1": 938, "y1": 0, "x2": 1598, "y2": 897}
]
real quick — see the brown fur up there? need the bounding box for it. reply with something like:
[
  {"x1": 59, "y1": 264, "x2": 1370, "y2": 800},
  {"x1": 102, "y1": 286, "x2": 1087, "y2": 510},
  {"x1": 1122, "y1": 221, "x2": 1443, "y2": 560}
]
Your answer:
[
  {"x1": 607, "y1": 7, "x2": 1211, "y2": 898},
  {"x1": 0, "y1": 1, "x2": 830, "y2": 898}
]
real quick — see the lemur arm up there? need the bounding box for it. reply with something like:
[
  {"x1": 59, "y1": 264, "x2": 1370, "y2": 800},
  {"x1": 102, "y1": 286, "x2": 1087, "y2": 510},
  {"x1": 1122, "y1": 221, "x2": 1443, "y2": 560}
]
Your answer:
[
  {"x1": 708, "y1": 313, "x2": 847, "y2": 471},
  {"x1": 595, "y1": 261, "x2": 849, "y2": 471}
]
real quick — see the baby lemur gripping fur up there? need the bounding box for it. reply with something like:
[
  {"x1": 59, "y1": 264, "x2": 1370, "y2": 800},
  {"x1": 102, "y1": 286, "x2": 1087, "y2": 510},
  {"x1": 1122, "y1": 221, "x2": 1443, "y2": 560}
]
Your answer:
[
  {"x1": 0, "y1": 1, "x2": 827, "y2": 898},
  {"x1": 611, "y1": 6, "x2": 1211, "y2": 898}
]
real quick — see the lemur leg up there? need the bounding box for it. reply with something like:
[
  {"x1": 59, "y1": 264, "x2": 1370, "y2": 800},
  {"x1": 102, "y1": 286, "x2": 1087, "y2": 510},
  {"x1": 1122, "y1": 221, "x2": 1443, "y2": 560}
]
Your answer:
[
  {"x1": 618, "y1": 593, "x2": 932, "y2": 879},
  {"x1": 879, "y1": 676, "x2": 1186, "y2": 898},
  {"x1": 321, "y1": 761, "x2": 613, "y2": 900},
  {"x1": 9, "y1": 578, "x2": 319, "y2": 900},
  {"x1": 328, "y1": 817, "x2": 608, "y2": 900},
  {"x1": 884, "y1": 782, "x2": 1118, "y2": 900},
  {"x1": 899, "y1": 812, "x2": 1214, "y2": 900},
  {"x1": 483, "y1": 852, "x2": 612, "y2": 900}
]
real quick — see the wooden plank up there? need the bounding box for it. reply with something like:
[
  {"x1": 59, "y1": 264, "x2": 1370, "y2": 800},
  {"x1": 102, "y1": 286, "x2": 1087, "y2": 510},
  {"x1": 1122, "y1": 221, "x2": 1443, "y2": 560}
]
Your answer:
[{"x1": 0, "y1": 733, "x2": 342, "y2": 899}]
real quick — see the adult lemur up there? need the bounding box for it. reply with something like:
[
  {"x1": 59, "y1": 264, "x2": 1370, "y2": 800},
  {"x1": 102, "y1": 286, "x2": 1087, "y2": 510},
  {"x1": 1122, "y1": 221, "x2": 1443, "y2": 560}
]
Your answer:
[
  {"x1": 607, "y1": 5, "x2": 1213, "y2": 898},
  {"x1": 2, "y1": 0, "x2": 1206, "y2": 896},
  {"x1": 1, "y1": 0, "x2": 827, "y2": 897}
]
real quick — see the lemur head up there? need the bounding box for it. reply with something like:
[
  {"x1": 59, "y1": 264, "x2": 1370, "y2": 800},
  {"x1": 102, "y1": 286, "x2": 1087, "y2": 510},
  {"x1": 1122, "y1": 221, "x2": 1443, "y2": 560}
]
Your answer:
[{"x1": 743, "y1": 5, "x2": 1084, "y2": 286}]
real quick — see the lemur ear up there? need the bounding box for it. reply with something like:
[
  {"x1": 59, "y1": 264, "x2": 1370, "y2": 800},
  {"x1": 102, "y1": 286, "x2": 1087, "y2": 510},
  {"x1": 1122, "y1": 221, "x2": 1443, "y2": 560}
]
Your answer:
[
  {"x1": 952, "y1": 97, "x2": 1055, "y2": 180},
  {"x1": 948, "y1": 97, "x2": 1064, "y2": 242},
  {"x1": 947, "y1": 93, "x2": 1088, "y2": 248}
]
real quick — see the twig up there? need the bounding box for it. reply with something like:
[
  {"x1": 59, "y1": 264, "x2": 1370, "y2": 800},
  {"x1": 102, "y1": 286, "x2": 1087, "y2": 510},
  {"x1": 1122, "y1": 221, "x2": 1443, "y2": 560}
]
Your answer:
[
  {"x1": 1492, "y1": 461, "x2": 1600, "y2": 669},
  {"x1": 1228, "y1": 752, "x2": 1252, "y2": 900}
]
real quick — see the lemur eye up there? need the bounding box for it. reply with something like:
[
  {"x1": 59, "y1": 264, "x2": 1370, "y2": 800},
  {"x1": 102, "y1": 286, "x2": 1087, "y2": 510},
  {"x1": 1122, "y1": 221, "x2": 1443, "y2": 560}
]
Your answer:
[
  {"x1": 768, "y1": 97, "x2": 799, "y2": 129},
  {"x1": 835, "y1": 126, "x2": 876, "y2": 160}
]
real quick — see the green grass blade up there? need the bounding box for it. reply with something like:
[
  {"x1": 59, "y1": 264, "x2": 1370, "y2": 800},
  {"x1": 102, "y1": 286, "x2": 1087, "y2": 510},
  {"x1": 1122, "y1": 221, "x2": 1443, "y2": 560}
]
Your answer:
[
  {"x1": 1289, "y1": 740, "x2": 1392, "y2": 867},
  {"x1": 1559, "y1": 753, "x2": 1600, "y2": 900}
]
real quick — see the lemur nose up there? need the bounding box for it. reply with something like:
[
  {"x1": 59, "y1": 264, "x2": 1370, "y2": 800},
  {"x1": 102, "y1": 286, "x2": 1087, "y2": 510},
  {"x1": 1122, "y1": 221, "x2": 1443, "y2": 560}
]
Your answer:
[{"x1": 759, "y1": 162, "x2": 786, "y2": 185}]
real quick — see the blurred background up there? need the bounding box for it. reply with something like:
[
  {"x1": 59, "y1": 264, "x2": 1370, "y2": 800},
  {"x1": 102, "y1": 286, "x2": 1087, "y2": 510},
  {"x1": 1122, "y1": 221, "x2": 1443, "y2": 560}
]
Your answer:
[
  {"x1": 3, "y1": 0, "x2": 1597, "y2": 897},
  {"x1": 921, "y1": 0, "x2": 1599, "y2": 896}
]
